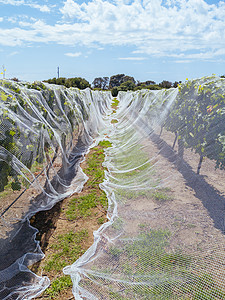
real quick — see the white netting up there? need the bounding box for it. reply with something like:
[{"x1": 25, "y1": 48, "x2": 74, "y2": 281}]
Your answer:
[
  {"x1": 1, "y1": 75, "x2": 225, "y2": 299},
  {"x1": 0, "y1": 80, "x2": 111, "y2": 299},
  {"x1": 64, "y1": 75, "x2": 225, "y2": 299}
]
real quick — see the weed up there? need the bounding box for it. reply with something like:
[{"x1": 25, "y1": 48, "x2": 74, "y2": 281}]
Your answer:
[
  {"x1": 111, "y1": 119, "x2": 118, "y2": 124},
  {"x1": 44, "y1": 230, "x2": 88, "y2": 273},
  {"x1": 111, "y1": 98, "x2": 119, "y2": 109},
  {"x1": 66, "y1": 140, "x2": 111, "y2": 220},
  {"x1": 109, "y1": 247, "x2": 123, "y2": 259},
  {"x1": 109, "y1": 291, "x2": 127, "y2": 299},
  {"x1": 152, "y1": 188, "x2": 172, "y2": 202},
  {"x1": 112, "y1": 217, "x2": 124, "y2": 230},
  {"x1": 98, "y1": 140, "x2": 112, "y2": 148},
  {"x1": 107, "y1": 226, "x2": 225, "y2": 299},
  {"x1": 39, "y1": 139, "x2": 111, "y2": 298},
  {"x1": 97, "y1": 217, "x2": 105, "y2": 224},
  {"x1": 66, "y1": 192, "x2": 98, "y2": 220},
  {"x1": 44, "y1": 275, "x2": 72, "y2": 299}
]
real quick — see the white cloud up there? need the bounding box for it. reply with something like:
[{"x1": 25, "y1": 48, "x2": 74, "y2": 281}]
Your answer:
[
  {"x1": 119, "y1": 57, "x2": 147, "y2": 61},
  {"x1": 0, "y1": 0, "x2": 51, "y2": 12},
  {"x1": 0, "y1": 0, "x2": 25, "y2": 5},
  {"x1": 65, "y1": 52, "x2": 82, "y2": 57},
  {"x1": 1, "y1": 0, "x2": 225, "y2": 61},
  {"x1": 27, "y1": 3, "x2": 50, "y2": 12},
  {"x1": 0, "y1": 17, "x2": 3, "y2": 22}
]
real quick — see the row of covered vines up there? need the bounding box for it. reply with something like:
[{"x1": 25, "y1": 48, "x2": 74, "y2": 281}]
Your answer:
[
  {"x1": 0, "y1": 80, "x2": 92, "y2": 194},
  {"x1": 163, "y1": 76, "x2": 225, "y2": 173},
  {"x1": 1, "y1": 75, "x2": 225, "y2": 195}
]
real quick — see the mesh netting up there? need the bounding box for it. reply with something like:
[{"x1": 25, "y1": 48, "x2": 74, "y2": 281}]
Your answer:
[
  {"x1": 1, "y1": 75, "x2": 225, "y2": 299},
  {"x1": 0, "y1": 80, "x2": 111, "y2": 299},
  {"x1": 64, "y1": 75, "x2": 225, "y2": 299}
]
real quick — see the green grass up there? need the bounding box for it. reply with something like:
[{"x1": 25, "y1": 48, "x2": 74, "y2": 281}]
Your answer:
[
  {"x1": 44, "y1": 276, "x2": 73, "y2": 299},
  {"x1": 152, "y1": 188, "x2": 172, "y2": 202},
  {"x1": 111, "y1": 98, "x2": 119, "y2": 108},
  {"x1": 66, "y1": 140, "x2": 111, "y2": 220},
  {"x1": 66, "y1": 192, "x2": 99, "y2": 220},
  {"x1": 112, "y1": 217, "x2": 124, "y2": 230},
  {"x1": 44, "y1": 230, "x2": 88, "y2": 272},
  {"x1": 0, "y1": 184, "x2": 12, "y2": 199},
  {"x1": 111, "y1": 119, "x2": 118, "y2": 124},
  {"x1": 43, "y1": 229, "x2": 88, "y2": 298},
  {"x1": 41, "y1": 140, "x2": 112, "y2": 298},
  {"x1": 106, "y1": 225, "x2": 225, "y2": 299},
  {"x1": 97, "y1": 217, "x2": 105, "y2": 224},
  {"x1": 98, "y1": 140, "x2": 112, "y2": 148}
]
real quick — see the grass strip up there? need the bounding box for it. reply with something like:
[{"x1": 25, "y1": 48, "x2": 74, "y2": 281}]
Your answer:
[{"x1": 34, "y1": 140, "x2": 112, "y2": 299}]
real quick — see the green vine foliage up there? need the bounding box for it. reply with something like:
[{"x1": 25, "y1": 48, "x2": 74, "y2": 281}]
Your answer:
[
  {"x1": 0, "y1": 79, "x2": 103, "y2": 192},
  {"x1": 165, "y1": 75, "x2": 225, "y2": 169}
]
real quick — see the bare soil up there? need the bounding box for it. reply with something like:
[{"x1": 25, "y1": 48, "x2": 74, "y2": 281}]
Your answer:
[
  {"x1": 3, "y1": 123, "x2": 225, "y2": 298},
  {"x1": 33, "y1": 127, "x2": 225, "y2": 298},
  {"x1": 31, "y1": 146, "x2": 108, "y2": 299},
  {"x1": 137, "y1": 128, "x2": 225, "y2": 285}
]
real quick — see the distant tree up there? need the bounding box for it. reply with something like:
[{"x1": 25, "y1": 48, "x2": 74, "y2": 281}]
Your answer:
[
  {"x1": 44, "y1": 77, "x2": 90, "y2": 89},
  {"x1": 102, "y1": 77, "x2": 109, "y2": 89},
  {"x1": 119, "y1": 80, "x2": 136, "y2": 91},
  {"x1": 109, "y1": 74, "x2": 135, "y2": 88},
  {"x1": 65, "y1": 77, "x2": 90, "y2": 89},
  {"x1": 220, "y1": 75, "x2": 225, "y2": 78},
  {"x1": 92, "y1": 77, "x2": 104, "y2": 89},
  {"x1": 134, "y1": 84, "x2": 162, "y2": 91},
  {"x1": 92, "y1": 77, "x2": 109, "y2": 89},
  {"x1": 159, "y1": 80, "x2": 172, "y2": 89},
  {"x1": 44, "y1": 77, "x2": 57, "y2": 84},
  {"x1": 137, "y1": 80, "x2": 156, "y2": 86},
  {"x1": 56, "y1": 77, "x2": 66, "y2": 86},
  {"x1": 111, "y1": 87, "x2": 119, "y2": 97},
  {"x1": 9, "y1": 77, "x2": 19, "y2": 82},
  {"x1": 145, "y1": 80, "x2": 156, "y2": 85},
  {"x1": 122, "y1": 76, "x2": 135, "y2": 85},
  {"x1": 109, "y1": 74, "x2": 125, "y2": 88}
]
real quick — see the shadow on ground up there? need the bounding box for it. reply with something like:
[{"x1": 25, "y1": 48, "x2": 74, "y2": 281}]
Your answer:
[{"x1": 150, "y1": 131, "x2": 225, "y2": 234}]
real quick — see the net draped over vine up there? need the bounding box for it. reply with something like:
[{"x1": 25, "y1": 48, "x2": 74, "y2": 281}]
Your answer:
[
  {"x1": 1, "y1": 75, "x2": 225, "y2": 299},
  {"x1": 0, "y1": 80, "x2": 111, "y2": 299}
]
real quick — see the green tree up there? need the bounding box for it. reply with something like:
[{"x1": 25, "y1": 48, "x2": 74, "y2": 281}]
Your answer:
[
  {"x1": 119, "y1": 80, "x2": 136, "y2": 91},
  {"x1": 92, "y1": 77, "x2": 109, "y2": 89},
  {"x1": 109, "y1": 74, "x2": 135, "y2": 88},
  {"x1": 44, "y1": 77, "x2": 90, "y2": 89},
  {"x1": 159, "y1": 80, "x2": 172, "y2": 89},
  {"x1": 65, "y1": 77, "x2": 90, "y2": 89}
]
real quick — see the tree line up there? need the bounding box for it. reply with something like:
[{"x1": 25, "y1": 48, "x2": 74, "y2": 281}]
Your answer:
[
  {"x1": 43, "y1": 74, "x2": 182, "y2": 96},
  {"x1": 10, "y1": 74, "x2": 225, "y2": 95}
]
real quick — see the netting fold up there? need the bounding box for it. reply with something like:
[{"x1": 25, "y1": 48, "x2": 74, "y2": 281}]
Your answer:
[
  {"x1": 64, "y1": 75, "x2": 225, "y2": 299},
  {"x1": 1, "y1": 75, "x2": 225, "y2": 299},
  {"x1": 0, "y1": 80, "x2": 111, "y2": 299}
]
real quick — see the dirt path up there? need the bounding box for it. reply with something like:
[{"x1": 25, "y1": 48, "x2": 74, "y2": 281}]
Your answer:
[
  {"x1": 144, "y1": 128, "x2": 225, "y2": 284},
  {"x1": 68, "y1": 119, "x2": 225, "y2": 299},
  {"x1": 32, "y1": 142, "x2": 110, "y2": 299},
  {"x1": 29, "y1": 123, "x2": 225, "y2": 299}
]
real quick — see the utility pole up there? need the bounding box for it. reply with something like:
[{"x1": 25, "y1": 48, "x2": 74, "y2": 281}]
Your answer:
[
  {"x1": 1, "y1": 65, "x2": 6, "y2": 79},
  {"x1": 57, "y1": 66, "x2": 60, "y2": 79}
]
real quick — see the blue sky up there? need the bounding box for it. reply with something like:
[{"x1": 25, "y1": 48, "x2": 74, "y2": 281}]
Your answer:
[{"x1": 0, "y1": 0, "x2": 225, "y2": 85}]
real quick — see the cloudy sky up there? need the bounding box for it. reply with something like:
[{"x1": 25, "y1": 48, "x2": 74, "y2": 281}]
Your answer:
[{"x1": 0, "y1": 0, "x2": 225, "y2": 84}]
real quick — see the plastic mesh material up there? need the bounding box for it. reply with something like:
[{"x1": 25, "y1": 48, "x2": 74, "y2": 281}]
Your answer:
[
  {"x1": 1, "y1": 76, "x2": 225, "y2": 299},
  {"x1": 0, "y1": 80, "x2": 111, "y2": 299},
  {"x1": 64, "y1": 75, "x2": 225, "y2": 299}
]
